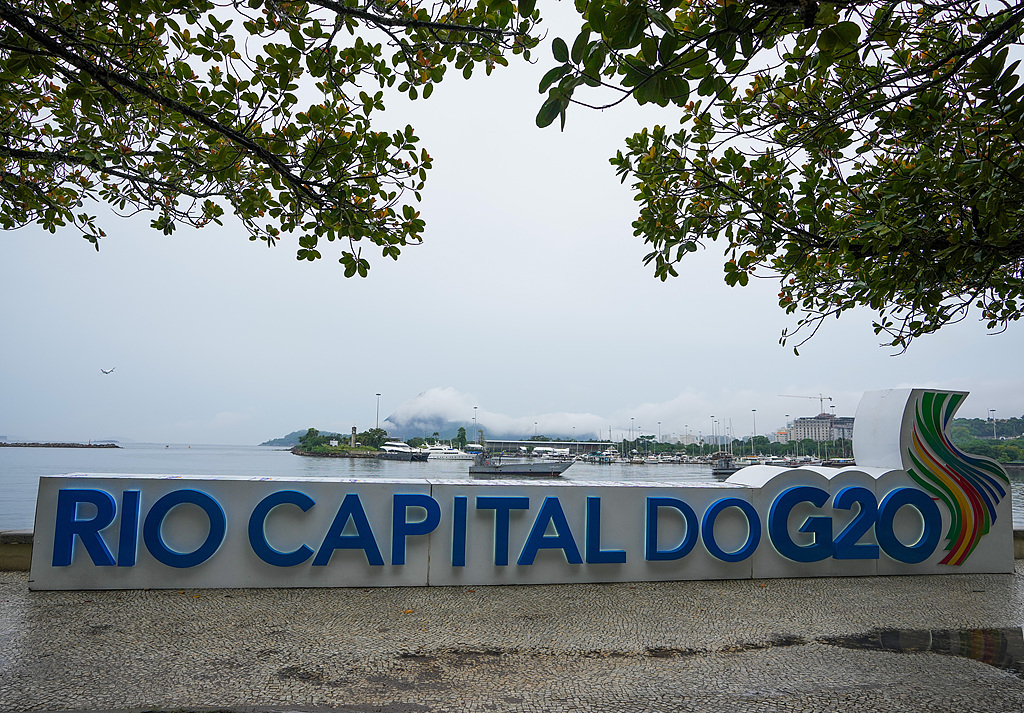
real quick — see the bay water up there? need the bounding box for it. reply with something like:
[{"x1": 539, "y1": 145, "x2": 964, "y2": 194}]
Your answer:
[
  {"x1": 0, "y1": 443, "x2": 720, "y2": 530},
  {"x1": 2, "y1": 443, "x2": 1022, "y2": 530}
]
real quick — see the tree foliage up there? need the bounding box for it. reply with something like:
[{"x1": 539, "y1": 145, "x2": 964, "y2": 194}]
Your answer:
[
  {"x1": 298, "y1": 426, "x2": 327, "y2": 447},
  {"x1": 949, "y1": 422, "x2": 1024, "y2": 462},
  {"x1": 951, "y1": 414, "x2": 1024, "y2": 439},
  {"x1": 540, "y1": 0, "x2": 1024, "y2": 349},
  {"x1": 357, "y1": 426, "x2": 388, "y2": 449},
  {"x1": 1, "y1": 0, "x2": 538, "y2": 274}
]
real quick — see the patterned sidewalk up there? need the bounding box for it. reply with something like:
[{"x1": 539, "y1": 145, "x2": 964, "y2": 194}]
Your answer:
[{"x1": 2, "y1": 565, "x2": 1024, "y2": 713}]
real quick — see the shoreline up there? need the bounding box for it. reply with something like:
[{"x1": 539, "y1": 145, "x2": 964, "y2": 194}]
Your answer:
[{"x1": 289, "y1": 446, "x2": 378, "y2": 458}]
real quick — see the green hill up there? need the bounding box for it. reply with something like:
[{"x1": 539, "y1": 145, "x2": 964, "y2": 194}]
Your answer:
[{"x1": 260, "y1": 429, "x2": 344, "y2": 447}]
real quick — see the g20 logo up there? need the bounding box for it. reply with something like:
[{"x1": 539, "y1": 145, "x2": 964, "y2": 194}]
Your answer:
[{"x1": 769, "y1": 486, "x2": 941, "y2": 564}]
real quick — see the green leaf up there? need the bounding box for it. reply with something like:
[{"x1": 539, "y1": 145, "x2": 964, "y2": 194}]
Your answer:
[
  {"x1": 587, "y1": 3, "x2": 606, "y2": 34},
  {"x1": 634, "y1": 77, "x2": 663, "y2": 105},
  {"x1": 536, "y1": 95, "x2": 563, "y2": 128},
  {"x1": 571, "y1": 30, "x2": 591, "y2": 64},
  {"x1": 539, "y1": 64, "x2": 571, "y2": 92},
  {"x1": 687, "y1": 61, "x2": 712, "y2": 79},
  {"x1": 817, "y1": 22, "x2": 861, "y2": 53},
  {"x1": 642, "y1": 36, "x2": 658, "y2": 66},
  {"x1": 603, "y1": 4, "x2": 646, "y2": 49},
  {"x1": 658, "y1": 34, "x2": 679, "y2": 65},
  {"x1": 583, "y1": 46, "x2": 606, "y2": 84},
  {"x1": 647, "y1": 9, "x2": 673, "y2": 33},
  {"x1": 6, "y1": 52, "x2": 30, "y2": 74},
  {"x1": 552, "y1": 37, "x2": 569, "y2": 63},
  {"x1": 834, "y1": 21, "x2": 862, "y2": 45},
  {"x1": 816, "y1": 28, "x2": 840, "y2": 53}
]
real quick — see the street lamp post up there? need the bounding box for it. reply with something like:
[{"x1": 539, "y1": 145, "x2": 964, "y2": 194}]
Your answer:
[
  {"x1": 751, "y1": 409, "x2": 756, "y2": 456},
  {"x1": 473, "y1": 406, "x2": 478, "y2": 444},
  {"x1": 830, "y1": 405, "x2": 836, "y2": 453}
]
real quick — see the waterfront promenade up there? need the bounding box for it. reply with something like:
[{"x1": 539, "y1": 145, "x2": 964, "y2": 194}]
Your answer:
[{"x1": 2, "y1": 564, "x2": 1024, "y2": 713}]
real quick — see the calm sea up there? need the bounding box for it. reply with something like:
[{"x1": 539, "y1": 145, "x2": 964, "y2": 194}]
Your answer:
[
  {"x1": 2, "y1": 443, "x2": 1022, "y2": 530},
  {"x1": 0, "y1": 443, "x2": 723, "y2": 530}
]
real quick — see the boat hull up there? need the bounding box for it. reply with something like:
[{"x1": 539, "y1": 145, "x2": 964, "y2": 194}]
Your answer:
[
  {"x1": 469, "y1": 460, "x2": 572, "y2": 477},
  {"x1": 378, "y1": 451, "x2": 429, "y2": 462}
]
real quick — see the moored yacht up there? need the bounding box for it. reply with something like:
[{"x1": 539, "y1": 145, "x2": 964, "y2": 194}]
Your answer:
[
  {"x1": 422, "y1": 443, "x2": 475, "y2": 460},
  {"x1": 379, "y1": 440, "x2": 429, "y2": 462}
]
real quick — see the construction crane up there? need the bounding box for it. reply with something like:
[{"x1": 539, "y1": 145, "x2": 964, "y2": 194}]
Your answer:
[{"x1": 779, "y1": 394, "x2": 833, "y2": 415}]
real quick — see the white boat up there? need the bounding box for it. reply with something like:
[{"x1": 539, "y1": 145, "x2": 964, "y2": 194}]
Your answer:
[
  {"x1": 422, "y1": 443, "x2": 475, "y2": 461},
  {"x1": 591, "y1": 446, "x2": 620, "y2": 463}
]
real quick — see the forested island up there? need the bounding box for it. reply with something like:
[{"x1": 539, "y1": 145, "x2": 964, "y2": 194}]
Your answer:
[{"x1": 285, "y1": 428, "x2": 383, "y2": 457}]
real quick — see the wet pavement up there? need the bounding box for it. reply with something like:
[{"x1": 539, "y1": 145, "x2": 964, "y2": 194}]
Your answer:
[{"x1": 2, "y1": 565, "x2": 1024, "y2": 712}]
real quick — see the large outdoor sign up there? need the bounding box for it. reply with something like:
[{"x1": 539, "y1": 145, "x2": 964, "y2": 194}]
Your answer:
[{"x1": 28, "y1": 389, "x2": 1014, "y2": 590}]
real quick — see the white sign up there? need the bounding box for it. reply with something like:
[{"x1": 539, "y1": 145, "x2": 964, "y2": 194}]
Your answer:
[{"x1": 29, "y1": 389, "x2": 1014, "y2": 589}]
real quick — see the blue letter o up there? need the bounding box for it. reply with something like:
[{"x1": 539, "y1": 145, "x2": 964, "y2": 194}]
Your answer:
[
  {"x1": 143, "y1": 490, "x2": 226, "y2": 568},
  {"x1": 702, "y1": 498, "x2": 761, "y2": 562},
  {"x1": 876, "y1": 488, "x2": 941, "y2": 564}
]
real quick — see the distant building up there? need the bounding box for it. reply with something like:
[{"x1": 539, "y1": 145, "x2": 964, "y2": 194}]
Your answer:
[
  {"x1": 831, "y1": 416, "x2": 855, "y2": 441},
  {"x1": 790, "y1": 413, "x2": 855, "y2": 442}
]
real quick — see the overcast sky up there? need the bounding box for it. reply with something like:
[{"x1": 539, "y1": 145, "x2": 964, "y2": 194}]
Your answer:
[{"x1": 3, "y1": 6, "x2": 1023, "y2": 445}]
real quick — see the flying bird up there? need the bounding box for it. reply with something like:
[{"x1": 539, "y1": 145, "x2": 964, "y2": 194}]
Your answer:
[{"x1": 100, "y1": 367, "x2": 116, "y2": 375}]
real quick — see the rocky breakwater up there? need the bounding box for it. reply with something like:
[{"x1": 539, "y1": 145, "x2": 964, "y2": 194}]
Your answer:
[
  {"x1": 0, "y1": 442, "x2": 120, "y2": 448},
  {"x1": 289, "y1": 446, "x2": 378, "y2": 458}
]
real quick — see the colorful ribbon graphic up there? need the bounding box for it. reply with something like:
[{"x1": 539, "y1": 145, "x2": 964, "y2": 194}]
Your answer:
[{"x1": 903, "y1": 391, "x2": 1009, "y2": 565}]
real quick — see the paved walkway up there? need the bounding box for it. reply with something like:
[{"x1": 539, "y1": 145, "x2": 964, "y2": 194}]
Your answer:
[{"x1": 3, "y1": 566, "x2": 1024, "y2": 713}]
